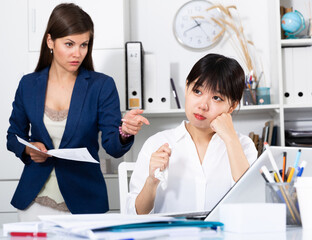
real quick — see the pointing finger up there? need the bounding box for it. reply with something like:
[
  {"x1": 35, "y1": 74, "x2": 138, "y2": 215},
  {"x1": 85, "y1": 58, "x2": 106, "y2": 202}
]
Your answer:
[{"x1": 129, "y1": 109, "x2": 144, "y2": 116}]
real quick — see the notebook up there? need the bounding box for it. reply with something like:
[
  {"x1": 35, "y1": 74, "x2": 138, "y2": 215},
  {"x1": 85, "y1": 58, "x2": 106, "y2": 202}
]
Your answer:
[{"x1": 163, "y1": 146, "x2": 312, "y2": 221}]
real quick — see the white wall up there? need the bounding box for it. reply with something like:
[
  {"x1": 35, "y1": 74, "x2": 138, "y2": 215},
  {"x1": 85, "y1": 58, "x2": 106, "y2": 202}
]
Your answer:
[{"x1": 0, "y1": 0, "x2": 27, "y2": 180}]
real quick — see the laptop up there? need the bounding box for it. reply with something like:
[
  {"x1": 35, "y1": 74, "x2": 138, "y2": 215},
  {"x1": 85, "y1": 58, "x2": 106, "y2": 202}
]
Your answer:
[{"x1": 163, "y1": 146, "x2": 312, "y2": 221}]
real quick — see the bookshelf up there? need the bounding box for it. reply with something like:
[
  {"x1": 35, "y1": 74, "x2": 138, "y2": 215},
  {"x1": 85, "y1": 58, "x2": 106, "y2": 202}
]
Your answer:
[{"x1": 280, "y1": 0, "x2": 312, "y2": 147}]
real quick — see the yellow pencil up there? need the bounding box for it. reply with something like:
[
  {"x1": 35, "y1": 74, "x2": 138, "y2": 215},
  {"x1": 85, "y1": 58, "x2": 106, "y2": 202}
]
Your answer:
[
  {"x1": 287, "y1": 167, "x2": 295, "y2": 183},
  {"x1": 274, "y1": 172, "x2": 280, "y2": 183}
]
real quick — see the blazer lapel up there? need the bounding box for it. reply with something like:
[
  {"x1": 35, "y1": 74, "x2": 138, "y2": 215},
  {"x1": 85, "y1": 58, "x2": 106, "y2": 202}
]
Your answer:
[
  {"x1": 35, "y1": 68, "x2": 54, "y2": 150},
  {"x1": 60, "y1": 69, "x2": 89, "y2": 148}
]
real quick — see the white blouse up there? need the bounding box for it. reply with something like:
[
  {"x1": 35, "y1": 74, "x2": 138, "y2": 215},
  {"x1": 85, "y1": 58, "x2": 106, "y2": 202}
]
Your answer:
[{"x1": 126, "y1": 121, "x2": 257, "y2": 214}]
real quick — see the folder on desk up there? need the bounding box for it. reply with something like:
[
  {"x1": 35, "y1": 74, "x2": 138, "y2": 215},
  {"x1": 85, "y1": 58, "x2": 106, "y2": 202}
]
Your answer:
[{"x1": 125, "y1": 41, "x2": 144, "y2": 109}]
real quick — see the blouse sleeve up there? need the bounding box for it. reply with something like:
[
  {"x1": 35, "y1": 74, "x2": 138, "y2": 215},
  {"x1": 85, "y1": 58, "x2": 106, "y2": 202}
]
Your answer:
[
  {"x1": 126, "y1": 139, "x2": 155, "y2": 215},
  {"x1": 240, "y1": 134, "x2": 258, "y2": 166},
  {"x1": 230, "y1": 133, "x2": 258, "y2": 186}
]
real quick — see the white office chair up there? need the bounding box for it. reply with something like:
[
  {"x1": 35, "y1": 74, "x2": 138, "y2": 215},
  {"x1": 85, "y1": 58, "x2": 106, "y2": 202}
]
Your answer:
[{"x1": 118, "y1": 161, "x2": 136, "y2": 214}]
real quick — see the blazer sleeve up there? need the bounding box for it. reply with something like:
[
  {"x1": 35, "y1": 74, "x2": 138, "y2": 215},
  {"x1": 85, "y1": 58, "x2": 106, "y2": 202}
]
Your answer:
[
  {"x1": 6, "y1": 78, "x2": 32, "y2": 165},
  {"x1": 97, "y1": 76, "x2": 134, "y2": 158}
]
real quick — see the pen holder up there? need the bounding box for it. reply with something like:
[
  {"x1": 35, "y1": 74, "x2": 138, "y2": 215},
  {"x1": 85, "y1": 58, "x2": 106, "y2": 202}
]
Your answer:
[
  {"x1": 243, "y1": 88, "x2": 256, "y2": 106},
  {"x1": 265, "y1": 182, "x2": 301, "y2": 226}
]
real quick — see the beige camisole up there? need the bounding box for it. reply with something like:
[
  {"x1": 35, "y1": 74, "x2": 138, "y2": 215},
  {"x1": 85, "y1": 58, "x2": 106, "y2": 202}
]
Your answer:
[{"x1": 34, "y1": 106, "x2": 70, "y2": 212}]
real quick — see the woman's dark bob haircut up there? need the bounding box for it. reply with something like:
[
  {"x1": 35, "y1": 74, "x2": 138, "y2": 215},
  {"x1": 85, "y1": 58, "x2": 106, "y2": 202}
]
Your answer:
[
  {"x1": 35, "y1": 3, "x2": 94, "y2": 72},
  {"x1": 186, "y1": 53, "x2": 245, "y2": 106}
]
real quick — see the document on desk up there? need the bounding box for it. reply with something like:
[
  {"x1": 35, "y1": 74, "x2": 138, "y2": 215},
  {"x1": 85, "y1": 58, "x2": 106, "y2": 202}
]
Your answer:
[
  {"x1": 38, "y1": 214, "x2": 223, "y2": 239},
  {"x1": 39, "y1": 213, "x2": 178, "y2": 232},
  {"x1": 16, "y1": 135, "x2": 98, "y2": 164}
]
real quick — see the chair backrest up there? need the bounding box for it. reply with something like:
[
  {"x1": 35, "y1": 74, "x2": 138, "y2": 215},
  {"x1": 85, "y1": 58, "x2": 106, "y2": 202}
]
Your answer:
[{"x1": 118, "y1": 161, "x2": 136, "y2": 214}]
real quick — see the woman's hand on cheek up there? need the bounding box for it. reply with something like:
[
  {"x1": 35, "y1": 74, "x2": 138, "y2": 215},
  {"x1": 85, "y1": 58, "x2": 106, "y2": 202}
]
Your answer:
[{"x1": 210, "y1": 113, "x2": 237, "y2": 142}]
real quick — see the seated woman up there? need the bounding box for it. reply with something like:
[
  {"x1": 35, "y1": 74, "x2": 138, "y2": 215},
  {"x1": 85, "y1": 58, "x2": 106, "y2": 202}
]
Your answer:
[{"x1": 126, "y1": 53, "x2": 258, "y2": 214}]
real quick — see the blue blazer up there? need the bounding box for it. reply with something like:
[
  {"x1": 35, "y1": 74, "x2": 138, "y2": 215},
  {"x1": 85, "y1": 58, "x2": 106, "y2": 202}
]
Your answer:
[{"x1": 7, "y1": 67, "x2": 134, "y2": 214}]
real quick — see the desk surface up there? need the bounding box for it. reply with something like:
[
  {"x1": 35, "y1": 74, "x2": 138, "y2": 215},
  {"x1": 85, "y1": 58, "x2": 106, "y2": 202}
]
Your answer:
[{"x1": 0, "y1": 227, "x2": 311, "y2": 240}]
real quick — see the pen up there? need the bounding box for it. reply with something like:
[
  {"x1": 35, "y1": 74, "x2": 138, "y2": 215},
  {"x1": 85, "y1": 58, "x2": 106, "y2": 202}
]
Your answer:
[
  {"x1": 282, "y1": 152, "x2": 287, "y2": 182},
  {"x1": 260, "y1": 165, "x2": 274, "y2": 183},
  {"x1": 262, "y1": 166, "x2": 297, "y2": 222},
  {"x1": 293, "y1": 149, "x2": 302, "y2": 169},
  {"x1": 264, "y1": 142, "x2": 283, "y2": 182},
  {"x1": 170, "y1": 78, "x2": 181, "y2": 109},
  {"x1": 10, "y1": 232, "x2": 47, "y2": 237},
  {"x1": 297, "y1": 161, "x2": 307, "y2": 177},
  {"x1": 255, "y1": 71, "x2": 263, "y2": 89},
  {"x1": 286, "y1": 167, "x2": 295, "y2": 183},
  {"x1": 274, "y1": 172, "x2": 280, "y2": 183},
  {"x1": 260, "y1": 168, "x2": 269, "y2": 182}
]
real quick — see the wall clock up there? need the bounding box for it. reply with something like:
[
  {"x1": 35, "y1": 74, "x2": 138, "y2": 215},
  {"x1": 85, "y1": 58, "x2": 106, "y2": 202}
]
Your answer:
[{"x1": 173, "y1": 0, "x2": 224, "y2": 50}]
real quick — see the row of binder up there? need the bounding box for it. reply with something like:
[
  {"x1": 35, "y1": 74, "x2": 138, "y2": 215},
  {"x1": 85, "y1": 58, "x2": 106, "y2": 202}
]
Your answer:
[
  {"x1": 282, "y1": 46, "x2": 312, "y2": 105},
  {"x1": 125, "y1": 41, "x2": 180, "y2": 110}
]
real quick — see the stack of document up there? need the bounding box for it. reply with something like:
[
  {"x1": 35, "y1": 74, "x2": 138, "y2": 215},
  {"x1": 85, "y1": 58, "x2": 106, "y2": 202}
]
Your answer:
[{"x1": 35, "y1": 214, "x2": 223, "y2": 239}]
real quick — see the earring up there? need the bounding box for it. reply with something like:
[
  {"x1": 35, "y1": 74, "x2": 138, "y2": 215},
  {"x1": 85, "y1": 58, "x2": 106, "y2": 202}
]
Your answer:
[{"x1": 50, "y1": 49, "x2": 53, "y2": 54}]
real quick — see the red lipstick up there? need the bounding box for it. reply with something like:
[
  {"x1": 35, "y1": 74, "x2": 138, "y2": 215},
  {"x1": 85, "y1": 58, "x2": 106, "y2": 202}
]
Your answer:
[{"x1": 194, "y1": 113, "x2": 206, "y2": 120}]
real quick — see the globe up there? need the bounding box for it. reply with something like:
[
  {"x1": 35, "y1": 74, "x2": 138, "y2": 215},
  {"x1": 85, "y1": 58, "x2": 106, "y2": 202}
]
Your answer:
[{"x1": 281, "y1": 11, "x2": 305, "y2": 34}]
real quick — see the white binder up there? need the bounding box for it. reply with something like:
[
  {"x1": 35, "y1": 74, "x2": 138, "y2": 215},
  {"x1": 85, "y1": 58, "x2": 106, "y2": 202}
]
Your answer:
[
  {"x1": 282, "y1": 46, "x2": 312, "y2": 105},
  {"x1": 125, "y1": 42, "x2": 143, "y2": 109},
  {"x1": 143, "y1": 53, "x2": 171, "y2": 110}
]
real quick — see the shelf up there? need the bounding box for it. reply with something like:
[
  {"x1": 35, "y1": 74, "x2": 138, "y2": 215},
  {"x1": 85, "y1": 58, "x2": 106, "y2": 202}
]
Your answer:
[
  {"x1": 283, "y1": 104, "x2": 312, "y2": 109},
  {"x1": 235, "y1": 104, "x2": 280, "y2": 115},
  {"x1": 123, "y1": 109, "x2": 186, "y2": 118},
  {"x1": 123, "y1": 105, "x2": 280, "y2": 117},
  {"x1": 239, "y1": 104, "x2": 280, "y2": 111},
  {"x1": 281, "y1": 38, "x2": 312, "y2": 47},
  {"x1": 103, "y1": 173, "x2": 118, "y2": 178}
]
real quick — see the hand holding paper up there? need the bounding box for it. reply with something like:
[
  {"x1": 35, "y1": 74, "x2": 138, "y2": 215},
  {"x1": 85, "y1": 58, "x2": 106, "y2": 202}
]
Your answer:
[
  {"x1": 16, "y1": 135, "x2": 98, "y2": 164},
  {"x1": 152, "y1": 143, "x2": 172, "y2": 190}
]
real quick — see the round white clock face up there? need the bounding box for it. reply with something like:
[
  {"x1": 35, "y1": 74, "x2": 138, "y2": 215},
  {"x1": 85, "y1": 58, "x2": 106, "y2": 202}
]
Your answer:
[{"x1": 173, "y1": 0, "x2": 224, "y2": 50}]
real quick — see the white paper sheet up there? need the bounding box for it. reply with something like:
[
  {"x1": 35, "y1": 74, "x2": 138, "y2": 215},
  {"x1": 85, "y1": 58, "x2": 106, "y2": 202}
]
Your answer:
[
  {"x1": 2, "y1": 221, "x2": 42, "y2": 237},
  {"x1": 154, "y1": 144, "x2": 174, "y2": 190},
  {"x1": 39, "y1": 213, "x2": 179, "y2": 233},
  {"x1": 16, "y1": 135, "x2": 98, "y2": 164}
]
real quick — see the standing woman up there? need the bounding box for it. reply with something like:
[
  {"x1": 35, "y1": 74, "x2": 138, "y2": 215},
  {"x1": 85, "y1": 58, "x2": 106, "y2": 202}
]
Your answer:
[
  {"x1": 126, "y1": 53, "x2": 257, "y2": 214},
  {"x1": 7, "y1": 3, "x2": 148, "y2": 221}
]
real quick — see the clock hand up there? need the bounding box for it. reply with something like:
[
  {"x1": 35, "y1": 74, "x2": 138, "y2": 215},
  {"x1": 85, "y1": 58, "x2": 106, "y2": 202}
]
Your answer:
[
  {"x1": 183, "y1": 23, "x2": 200, "y2": 34},
  {"x1": 193, "y1": 18, "x2": 209, "y2": 38}
]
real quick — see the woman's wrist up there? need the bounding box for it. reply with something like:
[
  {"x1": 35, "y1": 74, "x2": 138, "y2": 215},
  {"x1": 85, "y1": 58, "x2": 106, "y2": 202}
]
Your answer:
[{"x1": 119, "y1": 125, "x2": 132, "y2": 138}]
